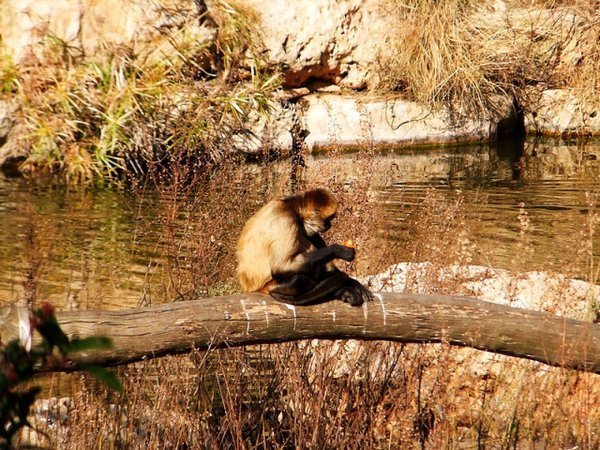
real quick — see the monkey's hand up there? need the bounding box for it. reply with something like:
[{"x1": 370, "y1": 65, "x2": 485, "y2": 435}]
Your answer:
[
  {"x1": 338, "y1": 278, "x2": 374, "y2": 306},
  {"x1": 331, "y1": 244, "x2": 355, "y2": 262}
]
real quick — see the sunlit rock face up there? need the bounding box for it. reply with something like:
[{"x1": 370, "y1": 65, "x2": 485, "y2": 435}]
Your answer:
[
  {"x1": 240, "y1": 0, "x2": 392, "y2": 89},
  {"x1": 0, "y1": 0, "x2": 209, "y2": 63},
  {"x1": 0, "y1": 1, "x2": 81, "y2": 62},
  {"x1": 228, "y1": 93, "x2": 518, "y2": 155},
  {"x1": 301, "y1": 94, "x2": 517, "y2": 150},
  {"x1": 524, "y1": 89, "x2": 600, "y2": 136},
  {"x1": 369, "y1": 262, "x2": 598, "y2": 320}
]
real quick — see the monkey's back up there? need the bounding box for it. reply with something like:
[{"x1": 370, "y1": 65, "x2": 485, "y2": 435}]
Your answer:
[{"x1": 236, "y1": 199, "x2": 297, "y2": 293}]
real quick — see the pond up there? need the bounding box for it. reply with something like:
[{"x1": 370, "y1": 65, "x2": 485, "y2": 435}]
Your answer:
[
  {"x1": 1, "y1": 137, "x2": 599, "y2": 310},
  {"x1": 374, "y1": 137, "x2": 600, "y2": 274}
]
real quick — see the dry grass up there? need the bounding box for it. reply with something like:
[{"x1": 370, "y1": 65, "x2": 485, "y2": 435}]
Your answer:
[
  {"x1": 31, "y1": 329, "x2": 600, "y2": 448},
  {"x1": 377, "y1": 0, "x2": 520, "y2": 121},
  {"x1": 377, "y1": 0, "x2": 600, "y2": 123}
]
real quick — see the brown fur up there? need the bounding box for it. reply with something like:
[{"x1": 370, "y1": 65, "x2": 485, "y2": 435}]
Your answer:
[{"x1": 236, "y1": 188, "x2": 337, "y2": 293}]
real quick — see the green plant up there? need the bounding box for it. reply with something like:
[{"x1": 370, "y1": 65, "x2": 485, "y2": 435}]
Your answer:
[
  {"x1": 0, "y1": 54, "x2": 19, "y2": 95},
  {"x1": 210, "y1": 0, "x2": 266, "y2": 83},
  {"x1": 9, "y1": 1, "x2": 279, "y2": 185},
  {"x1": 0, "y1": 302, "x2": 121, "y2": 448}
]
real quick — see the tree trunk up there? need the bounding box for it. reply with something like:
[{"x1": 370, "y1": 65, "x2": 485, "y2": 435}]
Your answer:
[{"x1": 1, "y1": 292, "x2": 599, "y2": 374}]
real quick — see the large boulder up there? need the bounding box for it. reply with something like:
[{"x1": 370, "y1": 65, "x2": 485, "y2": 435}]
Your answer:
[
  {"x1": 238, "y1": 0, "x2": 391, "y2": 89},
  {"x1": 524, "y1": 89, "x2": 600, "y2": 136},
  {"x1": 301, "y1": 94, "x2": 517, "y2": 150}
]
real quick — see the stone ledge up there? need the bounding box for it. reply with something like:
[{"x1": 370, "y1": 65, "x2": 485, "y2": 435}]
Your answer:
[
  {"x1": 524, "y1": 89, "x2": 600, "y2": 136},
  {"x1": 301, "y1": 94, "x2": 518, "y2": 151}
]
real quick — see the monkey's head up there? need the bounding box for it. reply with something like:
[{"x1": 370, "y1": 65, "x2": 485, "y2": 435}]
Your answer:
[{"x1": 297, "y1": 188, "x2": 338, "y2": 236}]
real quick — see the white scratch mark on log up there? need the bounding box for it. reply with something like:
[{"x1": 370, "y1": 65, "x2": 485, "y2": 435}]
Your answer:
[
  {"x1": 362, "y1": 301, "x2": 369, "y2": 321},
  {"x1": 285, "y1": 304, "x2": 297, "y2": 330},
  {"x1": 374, "y1": 293, "x2": 387, "y2": 326},
  {"x1": 262, "y1": 300, "x2": 269, "y2": 325},
  {"x1": 240, "y1": 299, "x2": 251, "y2": 334}
]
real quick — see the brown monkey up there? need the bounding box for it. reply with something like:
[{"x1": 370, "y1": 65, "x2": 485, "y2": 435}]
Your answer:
[{"x1": 236, "y1": 188, "x2": 373, "y2": 306}]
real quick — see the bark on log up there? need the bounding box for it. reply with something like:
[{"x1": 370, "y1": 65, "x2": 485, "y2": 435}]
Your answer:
[{"x1": 1, "y1": 292, "x2": 599, "y2": 374}]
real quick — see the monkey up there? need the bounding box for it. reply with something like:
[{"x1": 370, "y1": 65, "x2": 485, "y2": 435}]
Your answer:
[{"x1": 236, "y1": 188, "x2": 373, "y2": 306}]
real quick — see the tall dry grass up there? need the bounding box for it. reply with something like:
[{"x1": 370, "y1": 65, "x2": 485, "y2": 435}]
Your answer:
[
  {"x1": 378, "y1": 0, "x2": 520, "y2": 121},
  {"x1": 377, "y1": 0, "x2": 600, "y2": 123}
]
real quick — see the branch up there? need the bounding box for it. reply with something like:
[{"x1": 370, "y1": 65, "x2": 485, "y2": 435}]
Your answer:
[{"x1": 1, "y1": 293, "x2": 598, "y2": 374}]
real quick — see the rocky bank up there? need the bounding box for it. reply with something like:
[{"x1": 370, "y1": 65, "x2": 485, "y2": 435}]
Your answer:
[{"x1": 1, "y1": 0, "x2": 599, "y2": 170}]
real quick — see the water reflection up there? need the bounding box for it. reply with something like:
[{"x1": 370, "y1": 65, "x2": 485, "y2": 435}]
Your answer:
[
  {"x1": 1, "y1": 137, "x2": 599, "y2": 310},
  {"x1": 371, "y1": 138, "x2": 600, "y2": 274},
  {"x1": 0, "y1": 183, "x2": 148, "y2": 309}
]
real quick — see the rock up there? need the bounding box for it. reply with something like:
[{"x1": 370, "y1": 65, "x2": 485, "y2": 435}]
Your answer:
[
  {"x1": 300, "y1": 94, "x2": 517, "y2": 150},
  {"x1": 0, "y1": 0, "x2": 207, "y2": 63},
  {"x1": 0, "y1": 0, "x2": 81, "y2": 63},
  {"x1": 0, "y1": 100, "x2": 17, "y2": 143},
  {"x1": 0, "y1": 100, "x2": 25, "y2": 170},
  {"x1": 230, "y1": 102, "x2": 294, "y2": 155},
  {"x1": 238, "y1": 0, "x2": 391, "y2": 89},
  {"x1": 369, "y1": 262, "x2": 599, "y2": 320},
  {"x1": 524, "y1": 89, "x2": 600, "y2": 136}
]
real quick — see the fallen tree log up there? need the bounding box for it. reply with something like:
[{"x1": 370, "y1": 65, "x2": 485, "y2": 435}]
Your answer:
[{"x1": 1, "y1": 292, "x2": 599, "y2": 374}]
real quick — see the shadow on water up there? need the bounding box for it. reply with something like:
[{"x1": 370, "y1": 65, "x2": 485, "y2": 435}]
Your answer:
[{"x1": 1, "y1": 136, "x2": 600, "y2": 310}]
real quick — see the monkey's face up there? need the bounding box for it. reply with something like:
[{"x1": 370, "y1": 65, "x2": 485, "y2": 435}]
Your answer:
[
  {"x1": 299, "y1": 189, "x2": 338, "y2": 236},
  {"x1": 303, "y1": 211, "x2": 335, "y2": 236}
]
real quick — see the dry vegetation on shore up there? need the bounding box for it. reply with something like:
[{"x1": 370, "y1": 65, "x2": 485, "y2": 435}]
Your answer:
[
  {"x1": 1, "y1": 0, "x2": 599, "y2": 183},
  {"x1": 378, "y1": 0, "x2": 600, "y2": 121}
]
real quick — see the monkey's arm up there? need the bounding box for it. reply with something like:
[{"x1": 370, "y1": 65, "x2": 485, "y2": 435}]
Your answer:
[
  {"x1": 272, "y1": 243, "x2": 355, "y2": 277},
  {"x1": 307, "y1": 233, "x2": 327, "y2": 249}
]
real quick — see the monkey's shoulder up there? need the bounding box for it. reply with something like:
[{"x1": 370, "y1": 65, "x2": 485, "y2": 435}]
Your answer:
[{"x1": 251, "y1": 201, "x2": 298, "y2": 228}]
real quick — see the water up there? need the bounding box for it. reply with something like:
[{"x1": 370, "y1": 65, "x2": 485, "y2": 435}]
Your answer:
[
  {"x1": 0, "y1": 183, "x2": 148, "y2": 309},
  {"x1": 1, "y1": 137, "x2": 599, "y2": 310},
  {"x1": 373, "y1": 138, "x2": 600, "y2": 273}
]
